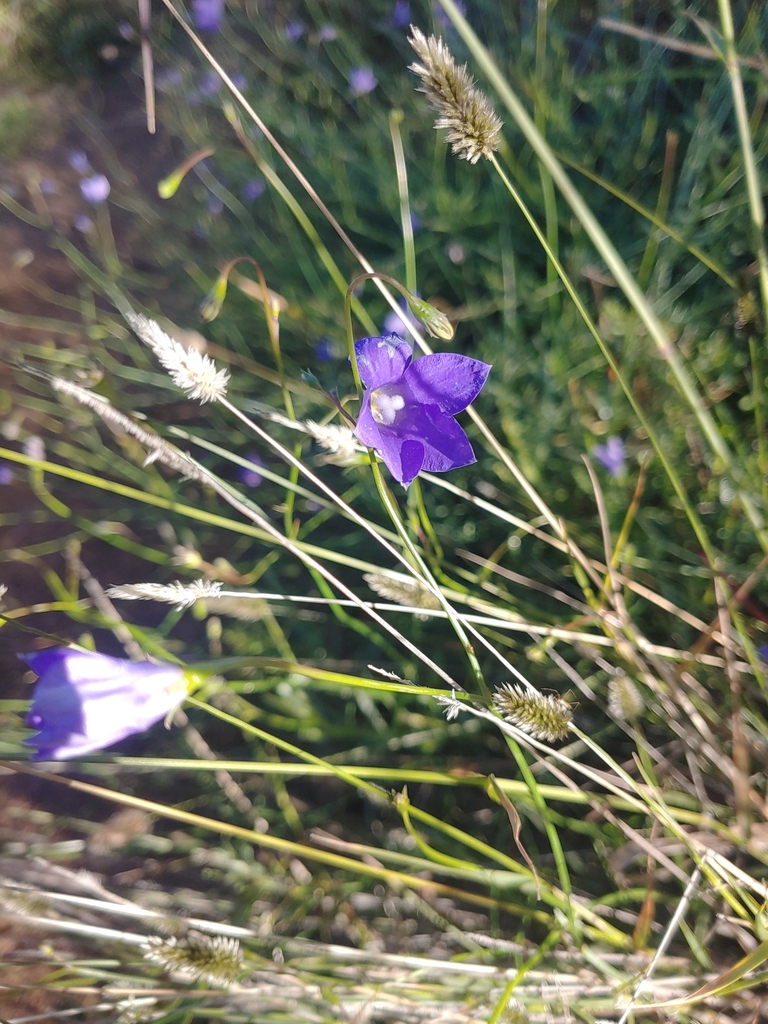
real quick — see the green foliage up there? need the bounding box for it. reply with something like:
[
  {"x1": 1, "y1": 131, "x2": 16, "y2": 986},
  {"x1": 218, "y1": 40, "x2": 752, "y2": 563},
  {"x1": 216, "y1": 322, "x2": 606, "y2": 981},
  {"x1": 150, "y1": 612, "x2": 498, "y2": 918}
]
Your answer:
[{"x1": 1, "y1": 0, "x2": 768, "y2": 1019}]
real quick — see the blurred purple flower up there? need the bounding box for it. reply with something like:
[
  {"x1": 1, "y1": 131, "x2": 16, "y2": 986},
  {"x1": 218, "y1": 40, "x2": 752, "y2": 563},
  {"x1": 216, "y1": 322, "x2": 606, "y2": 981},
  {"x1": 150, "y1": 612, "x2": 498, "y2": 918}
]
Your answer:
[
  {"x1": 593, "y1": 436, "x2": 626, "y2": 477},
  {"x1": 353, "y1": 334, "x2": 491, "y2": 487},
  {"x1": 314, "y1": 337, "x2": 338, "y2": 362},
  {"x1": 23, "y1": 436, "x2": 46, "y2": 462},
  {"x1": 383, "y1": 299, "x2": 419, "y2": 339},
  {"x1": 230, "y1": 72, "x2": 247, "y2": 91},
  {"x1": 207, "y1": 193, "x2": 224, "y2": 215},
  {"x1": 319, "y1": 24, "x2": 337, "y2": 41},
  {"x1": 192, "y1": 0, "x2": 224, "y2": 32},
  {"x1": 74, "y1": 214, "x2": 94, "y2": 233},
  {"x1": 21, "y1": 648, "x2": 188, "y2": 760},
  {"x1": 118, "y1": 21, "x2": 136, "y2": 40},
  {"x1": 410, "y1": 211, "x2": 422, "y2": 233},
  {"x1": 199, "y1": 70, "x2": 221, "y2": 96},
  {"x1": 391, "y1": 1, "x2": 411, "y2": 27},
  {"x1": 349, "y1": 67, "x2": 377, "y2": 97},
  {"x1": 285, "y1": 20, "x2": 304, "y2": 41},
  {"x1": 239, "y1": 454, "x2": 264, "y2": 488},
  {"x1": 241, "y1": 178, "x2": 265, "y2": 201},
  {"x1": 0, "y1": 463, "x2": 13, "y2": 485},
  {"x1": 434, "y1": 0, "x2": 465, "y2": 29},
  {"x1": 759, "y1": 645, "x2": 768, "y2": 662},
  {"x1": 68, "y1": 150, "x2": 91, "y2": 175},
  {"x1": 79, "y1": 174, "x2": 110, "y2": 204},
  {"x1": 39, "y1": 178, "x2": 58, "y2": 194}
]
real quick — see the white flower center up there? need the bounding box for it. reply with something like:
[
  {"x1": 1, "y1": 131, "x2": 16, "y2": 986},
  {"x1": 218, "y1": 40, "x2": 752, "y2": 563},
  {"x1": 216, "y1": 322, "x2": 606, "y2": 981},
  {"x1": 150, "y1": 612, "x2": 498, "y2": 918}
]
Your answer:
[{"x1": 370, "y1": 386, "x2": 406, "y2": 426}]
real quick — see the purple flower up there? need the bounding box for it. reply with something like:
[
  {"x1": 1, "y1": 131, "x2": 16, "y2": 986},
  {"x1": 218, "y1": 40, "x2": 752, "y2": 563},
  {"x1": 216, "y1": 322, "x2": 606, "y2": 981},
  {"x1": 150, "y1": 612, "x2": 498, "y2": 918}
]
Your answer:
[
  {"x1": 21, "y1": 649, "x2": 188, "y2": 760},
  {"x1": 241, "y1": 178, "x2": 265, "y2": 201},
  {"x1": 79, "y1": 174, "x2": 110, "y2": 204},
  {"x1": 239, "y1": 454, "x2": 264, "y2": 488},
  {"x1": 314, "y1": 337, "x2": 338, "y2": 362},
  {"x1": 68, "y1": 150, "x2": 91, "y2": 175},
  {"x1": 285, "y1": 20, "x2": 304, "y2": 41},
  {"x1": 74, "y1": 214, "x2": 94, "y2": 233},
  {"x1": 353, "y1": 334, "x2": 490, "y2": 487},
  {"x1": 39, "y1": 178, "x2": 58, "y2": 195},
  {"x1": 199, "y1": 70, "x2": 221, "y2": 96},
  {"x1": 192, "y1": 0, "x2": 224, "y2": 32},
  {"x1": 434, "y1": 0, "x2": 465, "y2": 29},
  {"x1": 118, "y1": 21, "x2": 136, "y2": 40},
  {"x1": 392, "y1": 1, "x2": 411, "y2": 27},
  {"x1": 0, "y1": 463, "x2": 13, "y2": 485},
  {"x1": 593, "y1": 436, "x2": 626, "y2": 477},
  {"x1": 207, "y1": 193, "x2": 224, "y2": 215},
  {"x1": 383, "y1": 299, "x2": 419, "y2": 339},
  {"x1": 319, "y1": 24, "x2": 337, "y2": 41},
  {"x1": 349, "y1": 67, "x2": 377, "y2": 97},
  {"x1": 759, "y1": 645, "x2": 768, "y2": 662}
]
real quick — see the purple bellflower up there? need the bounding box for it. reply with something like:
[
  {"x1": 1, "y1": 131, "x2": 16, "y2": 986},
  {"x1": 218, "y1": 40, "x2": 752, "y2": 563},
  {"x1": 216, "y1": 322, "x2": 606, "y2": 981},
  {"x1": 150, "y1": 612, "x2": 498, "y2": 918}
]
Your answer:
[
  {"x1": 349, "y1": 67, "x2": 377, "y2": 97},
  {"x1": 239, "y1": 453, "x2": 264, "y2": 488},
  {"x1": 391, "y1": 1, "x2": 412, "y2": 28},
  {"x1": 352, "y1": 334, "x2": 490, "y2": 487},
  {"x1": 192, "y1": 0, "x2": 224, "y2": 32},
  {"x1": 68, "y1": 150, "x2": 91, "y2": 175},
  {"x1": 593, "y1": 435, "x2": 626, "y2": 477},
  {"x1": 22, "y1": 648, "x2": 188, "y2": 760},
  {"x1": 285, "y1": 20, "x2": 304, "y2": 41},
  {"x1": 79, "y1": 174, "x2": 110, "y2": 204}
]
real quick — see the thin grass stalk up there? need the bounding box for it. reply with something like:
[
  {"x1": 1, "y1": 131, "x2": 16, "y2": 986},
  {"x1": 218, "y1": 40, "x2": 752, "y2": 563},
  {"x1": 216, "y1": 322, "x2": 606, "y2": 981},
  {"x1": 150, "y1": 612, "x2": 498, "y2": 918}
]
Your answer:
[
  {"x1": 436, "y1": 0, "x2": 768, "y2": 552},
  {"x1": 716, "y1": 0, "x2": 768, "y2": 340},
  {"x1": 389, "y1": 110, "x2": 417, "y2": 296}
]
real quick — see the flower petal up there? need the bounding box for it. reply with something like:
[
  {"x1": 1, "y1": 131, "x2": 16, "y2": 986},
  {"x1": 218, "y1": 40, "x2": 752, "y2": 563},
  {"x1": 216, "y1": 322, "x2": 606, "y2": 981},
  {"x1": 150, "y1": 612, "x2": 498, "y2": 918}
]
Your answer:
[
  {"x1": 404, "y1": 353, "x2": 491, "y2": 415},
  {"x1": 353, "y1": 395, "x2": 383, "y2": 449},
  {"x1": 21, "y1": 649, "x2": 186, "y2": 760},
  {"x1": 376, "y1": 434, "x2": 425, "y2": 486},
  {"x1": 406, "y1": 405, "x2": 476, "y2": 473},
  {"x1": 354, "y1": 334, "x2": 412, "y2": 389}
]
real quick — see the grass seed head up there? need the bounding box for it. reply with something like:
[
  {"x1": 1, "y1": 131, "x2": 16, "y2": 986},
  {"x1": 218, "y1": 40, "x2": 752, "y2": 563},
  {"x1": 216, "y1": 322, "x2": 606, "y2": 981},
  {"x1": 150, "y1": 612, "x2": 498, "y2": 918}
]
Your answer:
[
  {"x1": 493, "y1": 683, "x2": 573, "y2": 742},
  {"x1": 408, "y1": 25, "x2": 503, "y2": 163},
  {"x1": 142, "y1": 931, "x2": 243, "y2": 988}
]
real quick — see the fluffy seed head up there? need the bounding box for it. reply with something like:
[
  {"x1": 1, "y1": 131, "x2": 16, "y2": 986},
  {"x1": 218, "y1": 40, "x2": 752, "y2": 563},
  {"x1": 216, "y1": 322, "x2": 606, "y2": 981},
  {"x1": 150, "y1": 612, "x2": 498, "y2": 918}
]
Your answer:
[
  {"x1": 305, "y1": 421, "x2": 360, "y2": 464},
  {"x1": 107, "y1": 580, "x2": 222, "y2": 610},
  {"x1": 493, "y1": 683, "x2": 573, "y2": 742},
  {"x1": 364, "y1": 571, "x2": 441, "y2": 620},
  {"x1": 408, "y1": 26, "x2": 503, "y2": 163},
  {"x1": 142, "y1": 932, "x2": 243, "y2": 987},
  {"x1": 607, "y1": 674, "x2": 644, "y2": 722},
  {"x1": 125, "y1": 312, "x2": 229, "y2": 403}
]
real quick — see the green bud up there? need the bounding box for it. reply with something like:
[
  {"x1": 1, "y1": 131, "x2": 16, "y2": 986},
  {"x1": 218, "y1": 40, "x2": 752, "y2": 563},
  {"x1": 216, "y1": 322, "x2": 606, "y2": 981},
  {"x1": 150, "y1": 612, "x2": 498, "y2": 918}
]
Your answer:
[
  {"x1": 157, "y1": 170, "x2": 184, "y2": 200},
  {"x1": 200, "y1": 275, "x2": 229, "y2": 322},
  {"x1": 404, "y1": 292, "x2": 454, "y2": 340}
]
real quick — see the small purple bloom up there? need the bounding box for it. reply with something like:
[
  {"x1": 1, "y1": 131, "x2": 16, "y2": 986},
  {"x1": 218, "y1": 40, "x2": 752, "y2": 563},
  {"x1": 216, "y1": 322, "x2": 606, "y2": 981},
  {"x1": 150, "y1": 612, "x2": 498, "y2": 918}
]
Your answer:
[
  {"x1": 349, "y1": 67, "x2": 377, "y2": 97},
  {"x1": 21, "y1": 648, "x2": 188, "y2": 760},
  {"x1": 353, "y1": 334, "x2": 491, "y2": 487},
  {"x1": 207, "y1": 193, "x2": 224, "y2": 215},
  {"x1": 68, "y1": 150, "x2": 91, "y2": 175},
  {"x1": 118, "y1": 21, "x2": 136, "y2": 40},
  {"x1": 434, "y1": 0, "x2": 465, "y2": 29},
  {"x1": 383, "y1": 299, "x2": 419, "y2": 339},
  {"x1": 759, "y1": 645, "x2": 768, "y2": 662},
  {"x1": 239, "y1": 454, "x2": 264, "y2": 488},
  {"x1": 410, "y1": 211, "x2": 422, "y2": 233},
  {"x1": 74, "y1": 214, "x2": 94, "y2": 233},
  {"x1": 285, "y1": 20, "x2": 304, "y2": 41},
  {"x1": 593, "y1": 436, "x2": 626, "y2": 477},
  {"x1": 192, "y1": 0, "x2": 224, "y2": 32},
  {"x1": 315, "y1": 337, "x2": 338, "y2": 362},
  {"x1": 39, "y1": 178, "x2": 58, "y2": 195},
  {"x1": 199, "y1": 70, "x2": 221, "y2": 97},
  {"x1": 230, "y1": 72, "x2": 247, "y2": 91},
  {"x1": 241, "y1": 178, "x2": 265, "y2": 201},
  {"x1": 392, "y1": 1, "x2": 411, "y2": 27},
  {"x1": 319, "y1": 24, "x2": 337, "y2": 41},
  {"x1": 0, "y1": 463, "x2": 13, "y2": 485},
  {"x1": 79, "y1": 174, "x2": 110, "y2": 204}
]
